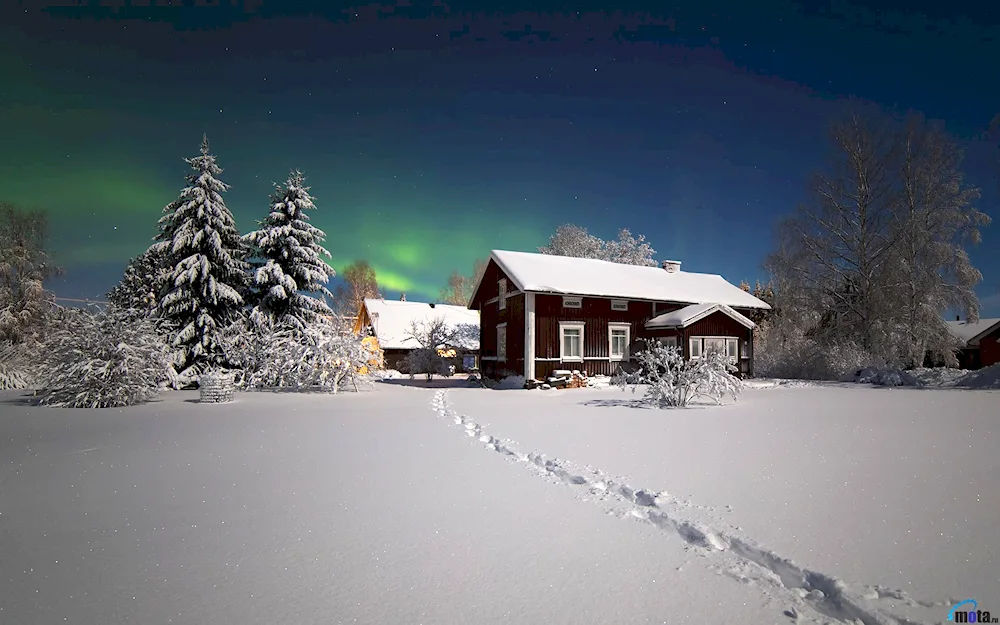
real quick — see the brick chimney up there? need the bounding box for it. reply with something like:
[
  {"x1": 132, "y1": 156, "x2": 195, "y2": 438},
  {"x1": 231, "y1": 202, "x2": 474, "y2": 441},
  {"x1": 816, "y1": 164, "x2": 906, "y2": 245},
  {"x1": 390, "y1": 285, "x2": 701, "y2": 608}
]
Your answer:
[{"x1": 661, "y1": 260, "x2": 682, "y2": 273}]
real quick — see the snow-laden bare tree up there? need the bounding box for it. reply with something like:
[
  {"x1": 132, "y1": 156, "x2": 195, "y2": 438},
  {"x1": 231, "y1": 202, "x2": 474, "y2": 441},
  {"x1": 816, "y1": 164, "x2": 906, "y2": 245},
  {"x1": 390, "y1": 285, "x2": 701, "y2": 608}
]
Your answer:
[
  {"x1": 34, "y1": 306, "x2": 171, "y2": 408},
  {"x1": 603, "y1": 228, "x2": 659, "y2": 266},
  {"x1": 331, "y1": 259, "x2": 380, "y2": 316},
  {"x1": 762, "y1": 109, "x2": 989, "y2": 376},
  {"x1": 538, "y1": 223, "x2": 657, "y2": 266},
  {"x1": 0, "y1": 202, "x2": 60, "y2": 344},
  {"x1": 151, "y1": 135, "x2": 248, "y2": 372},
  {"x1": 244, "y1": 170, "x2": 335, "y2": 330},
  {"x1": 221, "y1": 316, "x2": 375, "y2": 392},
  {"x1": 885, "y1": 115, "x2": 989, "y2": 367},
  {"x1": 403, "y1": 316, "x2": 460, "y2": 379},
  {"x1": 615, "y1": 340, "x2": 742, "y2": 407},
  {"x1": 440, "y1": 258, "x2": 488, "y2": 306},
  {"x1": 767, "y1": 111, "x2": 899, "y2": 355},
  {"x1": 106, "y1": 248, "x2": 166, "y2": 319}
]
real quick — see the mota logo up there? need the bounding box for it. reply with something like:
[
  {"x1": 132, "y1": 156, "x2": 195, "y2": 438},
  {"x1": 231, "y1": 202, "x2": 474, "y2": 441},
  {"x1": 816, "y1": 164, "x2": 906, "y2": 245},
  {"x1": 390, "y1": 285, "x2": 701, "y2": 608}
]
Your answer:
[{"x1": 949, "y1": 599, "x2": 998, "y2": 623}]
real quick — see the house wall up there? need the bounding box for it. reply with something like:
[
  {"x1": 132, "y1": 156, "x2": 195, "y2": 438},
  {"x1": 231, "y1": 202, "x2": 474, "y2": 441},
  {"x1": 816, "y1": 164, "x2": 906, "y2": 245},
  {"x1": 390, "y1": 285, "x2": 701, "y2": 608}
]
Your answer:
[
  {"x1": 534, "y1": 296, "x2": 666, "y2": 378},
  {"x1": 979, "y1": 327, "x2": 1000, "y2": 368},
  {"x1": 477, "y1": 260, "x2": 526, "y2": 379}
]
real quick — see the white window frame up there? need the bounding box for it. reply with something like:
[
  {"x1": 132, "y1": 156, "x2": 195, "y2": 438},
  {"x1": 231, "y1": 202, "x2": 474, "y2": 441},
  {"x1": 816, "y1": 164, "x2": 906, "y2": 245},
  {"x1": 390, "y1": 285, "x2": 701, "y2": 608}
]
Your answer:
[
  {"x1": 611, "y1": 299, "x2": 628, "y2": 311},
  {"x1": 726, "y1": 338, "x2": 739, "y2": 363},
  {"x1": 690, "y1": 336, "x2": 740, "y2": 363},
  {"x1": 562, "y1": 296, "x2": 582, "y2": 308},
  {"x1": 498, "y1": 279, "x2": 507, "y2": 310},
  {"x1": 689, "y1": 337, "x2": 703, "y2": 360},
  {"x1": 497, "y1": 323, "x2": 507, "y2": 361},
  {"x1": 559, "y1": 321, "x2": 585, "y2": 363},
  {"x1": 608, "y1": 322, "x2": 631, "y2": 361},
  {"x1": 704, "y1": 337, "x2": 726, "y2": 357}
]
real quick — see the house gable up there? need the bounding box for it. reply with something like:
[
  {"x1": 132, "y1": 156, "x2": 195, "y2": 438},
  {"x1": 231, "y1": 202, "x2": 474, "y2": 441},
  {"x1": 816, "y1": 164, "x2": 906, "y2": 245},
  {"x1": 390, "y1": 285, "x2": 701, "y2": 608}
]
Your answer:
[{"x1": 469, "y1": 257, "x2": 522, "y2": 310}]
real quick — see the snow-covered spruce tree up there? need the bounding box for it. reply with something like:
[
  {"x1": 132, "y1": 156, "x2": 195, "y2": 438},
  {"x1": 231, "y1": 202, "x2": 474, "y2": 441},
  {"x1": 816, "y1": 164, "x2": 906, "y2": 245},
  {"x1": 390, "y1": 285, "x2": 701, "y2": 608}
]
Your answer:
[
  {"x1": 106, "y1": 248, "x2": 167, "y2": 319},
  {"x1": 243, "y1": 170, "x2": 335, "y2": 330},
  {"x1": 0, "y1": 202, "x2": 61, "y2": 344},
  {"x1": 151, "y1": 135, "x2": 248, "y2": 373},
  {"x1": 616, "y1": 340, "x2": 742, "y2": 408},
  {"x1": 34, "y1": 306, "x2": 171, "y2": 408}
]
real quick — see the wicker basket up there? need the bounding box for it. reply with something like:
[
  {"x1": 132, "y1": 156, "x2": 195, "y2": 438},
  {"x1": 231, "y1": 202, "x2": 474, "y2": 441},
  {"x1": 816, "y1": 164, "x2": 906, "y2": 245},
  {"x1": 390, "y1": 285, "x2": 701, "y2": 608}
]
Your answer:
[{"x1": 199, "y1": 371, "x2": 235, "y2": 403}]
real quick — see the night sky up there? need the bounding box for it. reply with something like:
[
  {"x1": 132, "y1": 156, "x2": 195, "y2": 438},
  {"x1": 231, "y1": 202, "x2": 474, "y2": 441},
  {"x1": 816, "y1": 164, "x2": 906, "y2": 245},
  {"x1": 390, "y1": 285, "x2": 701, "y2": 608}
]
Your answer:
[{"x1": 2, "y1": 1, "x2": 998, "y2": 314}]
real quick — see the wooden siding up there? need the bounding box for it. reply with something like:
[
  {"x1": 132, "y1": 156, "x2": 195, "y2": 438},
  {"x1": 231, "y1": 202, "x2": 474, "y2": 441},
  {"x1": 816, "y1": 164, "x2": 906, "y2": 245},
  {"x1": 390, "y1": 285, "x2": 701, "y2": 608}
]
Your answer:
[
  {"x1": 470, "y1": 258, "x2": 515, "y2": 309},
  {"x1": 979, "y1": 326, "x2": 1000, "y2": 368}
]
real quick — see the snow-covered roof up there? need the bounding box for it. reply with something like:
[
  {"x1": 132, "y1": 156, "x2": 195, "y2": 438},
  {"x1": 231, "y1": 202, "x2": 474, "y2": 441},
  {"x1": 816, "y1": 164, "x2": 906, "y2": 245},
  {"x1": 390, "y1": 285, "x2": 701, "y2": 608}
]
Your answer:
[
  {"x1": 645, "y1": 303, "x2": 755, "y2": 330},
  {"x1": 484, "y1": 250, "x2": 770, "y2": 309},
  {"x1": 361, "y1": 299, "x2": 480, "y2": 350},
  {"x1": 946, "y1": 318, "x2": 1000, "y2": 346}
]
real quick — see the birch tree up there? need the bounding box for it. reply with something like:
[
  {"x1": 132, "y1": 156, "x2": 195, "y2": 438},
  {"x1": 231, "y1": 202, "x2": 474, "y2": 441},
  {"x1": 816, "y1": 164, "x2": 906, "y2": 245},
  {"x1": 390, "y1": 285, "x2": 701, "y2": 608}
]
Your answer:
[
  {"x1": 332, "y1": 260, "x2": 381, "y2": 315},
  {"x1": 440, "y1": 257, "x2": 487, "y2": 306},
  {"x1": 886, "y1": 115, "x2": 989, "y2": 367},
  {"x1": 766, "y1": 112, "x2": 899, "y2": 355},
  {"x1": 539, "y1": 223, "x2": 658, "y2": 266}
]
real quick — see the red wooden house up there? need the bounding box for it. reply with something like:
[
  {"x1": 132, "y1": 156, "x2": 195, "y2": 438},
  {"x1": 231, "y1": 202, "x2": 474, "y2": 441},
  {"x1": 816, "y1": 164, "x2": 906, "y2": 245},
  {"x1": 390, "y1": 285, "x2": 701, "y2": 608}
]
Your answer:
[
  {"x1": 468, "y1": 250, "x2": 772, "y2": 380},
  {"x1": 945, "y1": 317, "x2": 1000, "y2": 369}
]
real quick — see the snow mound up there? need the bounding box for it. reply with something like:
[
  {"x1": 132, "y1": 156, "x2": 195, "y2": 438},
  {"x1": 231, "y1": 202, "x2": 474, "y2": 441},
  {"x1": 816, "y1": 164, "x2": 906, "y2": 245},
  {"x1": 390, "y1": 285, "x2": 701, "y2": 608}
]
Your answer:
[
  {"x1": 955, "y1": 363, "x2": 1000, "y2": 389},
  {"x1": 373, "y1": 369, "x2": 404, "y2": 380},
  {"x1": 846, "y1": 367, "x2": 921, "y2": 387},
  {"x1": 908, "y1": 366, "x2": 968, "y2": 387},
  {"x1": 586, "y1": 375, "x2": 612, "y2": 388},
  {"x1": 494, "y1": 375, "x2": 526, "y2": 390}
]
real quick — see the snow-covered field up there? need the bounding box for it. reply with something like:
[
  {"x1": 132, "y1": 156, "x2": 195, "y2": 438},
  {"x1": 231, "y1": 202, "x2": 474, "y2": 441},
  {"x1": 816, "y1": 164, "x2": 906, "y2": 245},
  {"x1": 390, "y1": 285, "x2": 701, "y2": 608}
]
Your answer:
[{"x1": 1, "y1": 381, "x2": 997, "y2": 624}]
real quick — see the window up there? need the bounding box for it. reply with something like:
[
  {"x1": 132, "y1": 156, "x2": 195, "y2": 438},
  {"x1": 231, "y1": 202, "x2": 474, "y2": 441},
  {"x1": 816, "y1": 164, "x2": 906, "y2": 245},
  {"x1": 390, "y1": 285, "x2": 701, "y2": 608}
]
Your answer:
[
  {"x1": 611, "y1": 300, "x2": 628, "y2": 311},
  {"x1": 498, "y1": 279, "x2": 507, "y2": 310},
  {"x1": 658, "y1": 336, "x2": 678, "y2": 351},
  {"x1": 497, "y1": 323, "x2": 507, "y2": 361},
  {"x1": 689, "y1": 337, "x2": 702, "y2": 359},
  {"x1": 727, "y1": 338, "x2": 739, "y2": 363},
  {"x1": 740, "y1": 339, "x2": 749, "y2": 358},
  {"x1": 704, "y1": 338, "x2": 726, "y2": 357},
  {"x1": 608, "y1": 323, "x2": 631, "y2": 361},
  {"x1": 562, "y1": 296, "x2": 582, "y2": 308},
  {"x1": 559, "y1": 321, "x2": 585, "y2": 362}
]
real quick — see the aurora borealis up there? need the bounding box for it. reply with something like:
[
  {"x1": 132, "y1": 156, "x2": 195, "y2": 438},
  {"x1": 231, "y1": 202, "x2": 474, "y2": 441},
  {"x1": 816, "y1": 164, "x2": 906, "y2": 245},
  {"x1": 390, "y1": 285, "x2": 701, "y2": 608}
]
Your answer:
[{"x1": 2, "y1": 1, "x2": 998, "y2": 312}]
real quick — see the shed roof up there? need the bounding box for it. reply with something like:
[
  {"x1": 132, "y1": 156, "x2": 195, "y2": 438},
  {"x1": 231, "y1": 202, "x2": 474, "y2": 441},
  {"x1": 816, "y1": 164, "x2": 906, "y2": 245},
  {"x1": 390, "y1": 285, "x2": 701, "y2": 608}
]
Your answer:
[
  {"x1": 645, "y1": 303, "x2": 755, "y2": 330},
  {"x1": 361, "y1": 299, "x2": 480, "y2": 350},
  {"x1": 946, "y1": 318, "x2": 1000, "y2": 346}
]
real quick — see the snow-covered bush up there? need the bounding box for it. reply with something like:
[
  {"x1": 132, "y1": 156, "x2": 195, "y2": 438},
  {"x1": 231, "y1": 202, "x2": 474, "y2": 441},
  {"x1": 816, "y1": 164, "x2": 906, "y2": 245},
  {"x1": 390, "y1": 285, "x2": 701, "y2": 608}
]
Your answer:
[
  {"x1": 616, "y1": 340, "x2": 743, "y2": 408},
  {"x1": 0, "y1": 340, "x2": 35, "y2": 389},
  {"x1": 754, "y1": 328, "x2": 889, "y2": 381},
  {"x1": 34, "y1": 307, "x2": 171, "y2": 408},
  {"x1": 846, "y1": 367, "x2": 921, "y2": 387},
  {"x1": 223, "y1": 317, "x2": 375, "y2": 392}
]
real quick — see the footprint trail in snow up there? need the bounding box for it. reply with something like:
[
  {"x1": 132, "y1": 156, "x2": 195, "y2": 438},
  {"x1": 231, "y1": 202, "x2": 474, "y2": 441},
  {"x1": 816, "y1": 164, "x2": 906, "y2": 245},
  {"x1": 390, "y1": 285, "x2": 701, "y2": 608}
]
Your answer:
[{"x1": 429, "y1": 390, "x2": 951, "y2": 625}]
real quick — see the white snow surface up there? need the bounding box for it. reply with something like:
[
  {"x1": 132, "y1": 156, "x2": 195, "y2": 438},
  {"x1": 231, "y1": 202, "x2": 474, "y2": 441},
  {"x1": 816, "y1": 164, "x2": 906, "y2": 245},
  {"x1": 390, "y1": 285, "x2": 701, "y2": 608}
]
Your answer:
[
  {"x1": 490, "y1": 249, "x2": 771, "y2": 309},
  {"x1": 645, "y1": 302, "x2": 755, "y2": 329},
  {"x1": 2, "y1": 381, "x2": 997, "y2": 624},
  {"x1": 945, "y1": 317, "x2": 1000, "y2": 345},
  {"x1": 362, "y1": 298, "x2": 481, "y2": 350}
]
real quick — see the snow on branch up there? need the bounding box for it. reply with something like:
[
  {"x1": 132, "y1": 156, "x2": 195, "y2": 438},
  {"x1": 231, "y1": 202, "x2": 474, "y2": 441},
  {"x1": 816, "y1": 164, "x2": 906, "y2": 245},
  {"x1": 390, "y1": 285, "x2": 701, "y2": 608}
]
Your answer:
[
  {"x1": 616, "y1": 340, "x2": 743, "y2": 408},
  {"x1": 33, "y1": 306, "x2": 172, "y2": 408}
]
